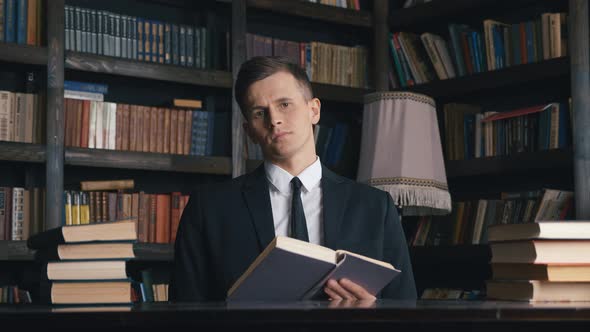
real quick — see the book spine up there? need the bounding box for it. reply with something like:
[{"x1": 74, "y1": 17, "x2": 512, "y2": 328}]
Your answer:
[
  {"x1": 164, "y1": 23, "x2": 171, "y2": 64},
  {"x1": 15, "y1": 0, "x2": 25, "y2": 44},
  {"x1": 97, "y1": 10, "x2": 103, "y2": 55}
]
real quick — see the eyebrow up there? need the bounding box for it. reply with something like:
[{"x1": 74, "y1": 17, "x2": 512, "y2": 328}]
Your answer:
[{"x1": 248, "y1": 97, "x2": 294, "y2": 113}]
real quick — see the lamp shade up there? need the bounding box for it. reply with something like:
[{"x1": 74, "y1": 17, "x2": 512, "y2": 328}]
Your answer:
[{"x1": 357, "y1": 92, "x2": 451, "y2": 216}]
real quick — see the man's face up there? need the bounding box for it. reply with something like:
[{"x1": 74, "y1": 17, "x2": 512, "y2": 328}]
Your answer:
[{"x1": 243, "y1": 71, "x2": 320, "y2": 162}]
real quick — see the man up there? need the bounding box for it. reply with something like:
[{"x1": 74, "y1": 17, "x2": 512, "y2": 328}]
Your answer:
[{"x1": 170, "y1": 56, "x2": 417, "y2": 302}]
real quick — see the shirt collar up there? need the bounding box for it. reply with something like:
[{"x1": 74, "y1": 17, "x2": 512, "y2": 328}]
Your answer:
[{"x1": 264, "y1": 157, "x2": 322, "y2": 194}]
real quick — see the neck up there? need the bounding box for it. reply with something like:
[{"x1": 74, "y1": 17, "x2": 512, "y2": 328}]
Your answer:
[{"x1": 267, "y1": 151, "x2": 317, "y2": 176}]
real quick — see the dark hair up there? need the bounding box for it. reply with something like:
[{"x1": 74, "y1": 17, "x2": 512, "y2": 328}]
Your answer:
[{"x1": 234, "y1": 56, "x2": 313, "y2": 117}]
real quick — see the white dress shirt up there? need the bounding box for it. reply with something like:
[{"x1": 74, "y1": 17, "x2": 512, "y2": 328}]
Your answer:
[{"x1": 264, "y1": 157, "x2": 323, "y2": 245}]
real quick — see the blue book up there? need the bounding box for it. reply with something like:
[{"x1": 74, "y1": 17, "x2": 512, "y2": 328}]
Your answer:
[
  {"x1": 388, "y1": 33, "x2": 406, "y2": 87},
  {"x1": 448, "y1": 24, "x2": 467, "y2": 77},
  {"x1": 64, "y1": 81, "x2": 109, "y2": 94},
  {"x1": 15, "y1": 0, "x2": 26, "y2": 44},
  {"x1": 525, "y1": 21, "x2": 534, "y2": 63},
  {"x1": 4, "y1": 0, "x2": 16, "y2": 43},
  {"x1": 510, "y1": 24, "x2": 521, "y2": 66}
]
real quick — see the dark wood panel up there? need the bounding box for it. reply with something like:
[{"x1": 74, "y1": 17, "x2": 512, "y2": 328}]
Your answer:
[
  {"x1": 65, "y1": 147, "x2": 232, "y2": 175},
  {"x1": 446, "y1": 148, "x2": 573, "y2": 179},
  {"x1": 0, "y1": 44, "x2": 48, "y2": 65},
  {"x1": 312, "y1": 82, "x2": 371, "y2": 103},
  {"x1": 0, "y1": 142, "x2": 46, "y2": 163},
  {"x1": 65, "y1": 52, "x2": 233, "y2": 88},
  {"x1": 0, "y1": 241, "x2": 174, "y2": 261},
  {"x1": 389, "y1": 0, "x2": 552, "y2": 30},
  {"x1": 0, "y1": 241, "x2": 35, "y2": 260},
  {"x1": 395, "y1": 57, "x2": 569, "y2": 100},
  {"x1": 247, "y1": 0, "x2": 372, "y2": 27}
]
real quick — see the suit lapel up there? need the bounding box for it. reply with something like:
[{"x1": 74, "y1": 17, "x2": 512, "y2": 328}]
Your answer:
[
  {"x1": 242, "y1": 165, "x2": 276, "y2": 251},
  {"x1": 321, "y1": 165, "x2": 350, "y2": 249}
]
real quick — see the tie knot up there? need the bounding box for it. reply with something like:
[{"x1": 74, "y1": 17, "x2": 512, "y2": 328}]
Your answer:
[{"x1": 291, "y1": 177, "x2": 303, "y2": 191}]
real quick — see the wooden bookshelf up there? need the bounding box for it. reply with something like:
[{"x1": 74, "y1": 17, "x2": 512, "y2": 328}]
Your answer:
[
  {"x1": 65, "y1": 52, "x2": 233, "y2": 88},
  {"x1": 247, "y1": 0, "x2": 372, "y2": 27},
  {"x1": 389, "y1": 0, "x2": 547, "y2": 30},
  {"x1": 0, "y1": 241, "x2": 174, "y2": 262},
  {"x1": 312, "y1": 82, "x2": 371, "y2": 103},
  {"x1": 446, "y1": 148, "x2": 573, "y2": 179},
  {"x1": 0, "y1": 44, "x2": 48, "y2": 66},
  {"x1": 396, "y1": 57, "x2": 569, "y2": 100},
  {"x1": 64, "y1": 147, "x2": 232, "y2": 175},
  {"x1": 0, "y1": 142, "x2": 46, "y2": 163}
]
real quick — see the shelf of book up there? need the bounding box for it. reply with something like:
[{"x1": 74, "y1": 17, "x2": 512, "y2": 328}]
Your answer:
[
  {"x1": 445, "y1": 148, "x2": 572, "y2": 179},
  {"x1": 0, "y1": 241, "x2": 174, "y2": 262},
  {"x1": 64, "y1": 147, "x2": 232, "y2": 175},
  {"x1": 65, "y1": 52, "x2": 233, "y2": 88},
  {"x1": 389, "y1": 0, "x2": 545, "y2": 30},
  {"x1": 0, "y1": 142, "x2": 46, "y2": 163},
  {"x1": 394, "y1": 57, "x2": 569, "y2": 100},
  {"x1": 247, "y1": 0, "x2": 372, "y2": 27},
  {"x1": 0, "y1": 44, "x2": 48, "y2": 66}
]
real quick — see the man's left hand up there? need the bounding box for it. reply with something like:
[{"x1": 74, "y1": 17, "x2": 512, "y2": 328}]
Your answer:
[{"x1": 324, "y1": 278, "x2": 376, "y2": 301}]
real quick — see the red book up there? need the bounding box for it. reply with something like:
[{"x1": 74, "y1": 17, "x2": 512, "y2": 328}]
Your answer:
[
  {"x1": 80, "y1": 100, "x2": 90, "y2": 148},
  {"x1": 155, "y1": 194, "x2": 171, "y2": 243},
  {"x1": 481, "y1": 104, "x2": 551, "y2": 123}
]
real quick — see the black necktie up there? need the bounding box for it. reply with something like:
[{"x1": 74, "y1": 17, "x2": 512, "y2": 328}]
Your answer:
[{"x1": 290, "y1": 177, "x2": 309, "y2": 242}]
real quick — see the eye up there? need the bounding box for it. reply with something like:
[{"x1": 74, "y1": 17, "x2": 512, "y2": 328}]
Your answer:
[
  {"x1": 252, "y1": 110, "x2": 265, "y2": 119},
  {"x1": 280, "y1": 102, "x2": 290, "y2": 109}
]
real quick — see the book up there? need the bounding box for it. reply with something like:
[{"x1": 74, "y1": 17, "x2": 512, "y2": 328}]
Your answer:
[
  {"x1": 226, "y1": 236, "x2": 400, "y2": 301},
  {"x1": 486, "y1": 280, "x2": 590, "y2": 302},
  {"x1": 41, "y1": 280, "x2": 135, "y2": 304},
  {"x1": 490, "y1": 240, "x2": 590, "y2": 264},
  {"x1": 27, "y1": 220, "x2": 138, "y2": 249},
  {"x1": 80, "y1": 179, "x2": 134, "y2": 191},
  {"x1": 45, "y1": 260, "x2": 132, "y2": 281},
  {"x1": 487, "y1": 221, "x2": 590, "y2": 242},
  {"x1": 173, "y1": 98, "x2": 202, "y2": 109},
  {"x1": 491, "y1": 263, "x2": 590, "y2": 281},
  {"x1": 35, "y1": 242, "x2": 136, "y2": 261}
]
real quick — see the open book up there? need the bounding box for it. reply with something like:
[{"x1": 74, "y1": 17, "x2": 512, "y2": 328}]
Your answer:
[{"x1": 227, "y1": 236, "x2": 400, "y2": 301}]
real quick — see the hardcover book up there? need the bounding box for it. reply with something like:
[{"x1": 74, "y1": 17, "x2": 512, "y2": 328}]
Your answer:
[{"x1": 227, "y1": 236, "x2": 400, "y2": 301}]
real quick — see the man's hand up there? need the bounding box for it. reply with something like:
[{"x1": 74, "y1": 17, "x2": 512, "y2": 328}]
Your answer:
[{"x1": 324, "y1": 278, "x2": 377, "y2": 301}]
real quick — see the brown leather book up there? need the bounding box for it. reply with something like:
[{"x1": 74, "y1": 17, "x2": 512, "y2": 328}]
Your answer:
[
  {"x1": 149, "y1": 107, "x2": 158, "y2": 153},
  {"x1": 136, "y1": 106, "x2": 144, "y2": 152},
  {"x1": 169, "y1": 109, "x2": 178, "y2": 154},
  {"x1": 80, "y1": 179, "x2": 134, "y2": 191},
  {"x1": 80, "y1": 100, "x2": 90, "y2": 148},
  {"x1": 137, "y1": 192, "x2": 149, "y2": 243},
  {"x1": 177, "y1": 110, "x2": 185, "y2": 155},
  {"x1": 183, "y1": 110, "x2": 193, "y2": 155},
  {"x1": 129, "y1": 105, "x2": 138, "y2": 152},
  {"x1": 26, "y1": 0, "x2": 38, "y2": 46},
  {"x1": 148, "y1": 194, "x2": 157, "y2": 243},
  {"x1": 142, "y1": 106, "x2": 151, "y2": 153},
  {"x1": 156, "y1": 108, "x2": 165, "y2": 153},
  {"x1": 155, "y1": 194, "x2": 171, "y2": 244},
  {"x1": 169, "y1": 192, "x2": 182, "y2": 243},
  {"x1": 121, "y1": 104, "x2": 130, "y2": 151},
  {"x1": 74, "y1": 100, "x2": 83, "y2": 148},
  {"x1": 163, "y1": 108, "x2": 171, "y2": 154},
  {"x1": 115, "y1": 103, "x2": 123, "y2": 150}
]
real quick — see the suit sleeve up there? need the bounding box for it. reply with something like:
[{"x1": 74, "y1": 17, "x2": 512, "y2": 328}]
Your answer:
[
  {"x1": 380, "y1": 191, "x2": 418, "y2": 300},
  {"x1": 169, "y1": 190, "x2": 210, "y2": 302}
]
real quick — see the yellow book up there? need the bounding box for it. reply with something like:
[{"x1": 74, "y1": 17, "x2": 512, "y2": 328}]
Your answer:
[
  {"x1": 80, "y1": 192, "x2": 90, "y2": 225},
  {"x1": 71, "y1": 192, "x2": 80, "y2": 225}
]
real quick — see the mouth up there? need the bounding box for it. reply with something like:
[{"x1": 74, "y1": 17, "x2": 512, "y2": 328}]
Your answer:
[{"x1": 271, "y1": 132, "x2": 290, "y2": 141}]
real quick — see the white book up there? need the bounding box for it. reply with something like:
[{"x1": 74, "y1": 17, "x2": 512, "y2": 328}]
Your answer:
[
  {"x1": 14, "y1": 93, "x2": 26, "y2": 143},
  {"x1": 106, "y1": 102, "x2": 117, "y2": 150},
  {"x1": 12, "y1": 187, "x2": 25, "y2": 241},
  {"x1": 95, "y1": 101, "x2": 104, "y2": 149},
  {"x1": 431, "y1": 34, "x2": 456, "y2": 78},
  {"x1": 64, "y1": 90, "x2": 104, "y2": 102},
  {"x1": 0, "y1": 91, "x2": 14, "y2": 141},
  {"x1": 88, "y1": 101, "x2": 98, "y2": 148}
]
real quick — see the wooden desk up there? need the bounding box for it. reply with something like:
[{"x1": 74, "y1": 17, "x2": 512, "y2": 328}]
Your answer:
[{"x1": 2, "y1": 300, "x2": 590, "y2": 331}]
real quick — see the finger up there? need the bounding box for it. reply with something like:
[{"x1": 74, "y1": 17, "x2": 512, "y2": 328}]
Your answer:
[
  {"x1": 339, "y1": 279, "x2": 377, "y2": 301},
  {"x1": 324, "y1": 285, "x2": 342, "y2": 301},
  {"x1": 326, "y1": 279, "x2": 356, "y2": 300}
]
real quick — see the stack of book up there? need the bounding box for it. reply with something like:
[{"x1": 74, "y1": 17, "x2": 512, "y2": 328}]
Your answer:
[
  {"x1": 486, "y1": 221, "x2": 590, "y2": 301},
  {"x1": 27, "y1": 220, "x2": 143, "y2": 305}
]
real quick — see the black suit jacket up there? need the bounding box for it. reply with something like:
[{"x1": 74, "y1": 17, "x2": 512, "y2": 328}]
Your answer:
[{"x1": 170, "y1": 164, "x2": 417, "y2": 301}]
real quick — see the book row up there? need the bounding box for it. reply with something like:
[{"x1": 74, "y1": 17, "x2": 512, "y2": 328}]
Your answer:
[
  {"x1": 0, "y1": 187, "x2": 44, "y2": 241},
  {"x1": 247, "y1": 33, "x2": 369, "y2": 89},
  {"x1": 388, "y1": 13, "x2": 567, "y2": 88},
  {"x1": 64, "y1": 5, "x2": 222, "y2": 70},
  {"x1": 64, "y1": 190, "x2": 189, "y2": 244},
  {"x1": 63, "y1": 97, "x2": 218, "y2": 157},
  {"x1": 1, "y1": 0, "x2": 43, "y2": 46},
  {"x1": 305, "y1": 0, "x2": 362, "y2": 10},
  {"x1": 0, "y1": 285, "x2": 32, "y2": 304},
  {"x1": 409, "y1": 188, "x2": 573, "y2": 246},
  {"x1": 0, "y1": 90, "x2": 45, "y2": 144},
  {"x1": 443, "y1": 101, "x2": 572, "y2": 161}
]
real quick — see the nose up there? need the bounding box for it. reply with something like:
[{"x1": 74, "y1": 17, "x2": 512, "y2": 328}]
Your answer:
[{"x1": 266, "y1": 107, "x2": 283, "y2": 127}]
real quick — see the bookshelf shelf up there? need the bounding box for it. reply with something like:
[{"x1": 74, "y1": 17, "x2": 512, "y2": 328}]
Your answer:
[
  {"x1": 389, "y1": 0, "x2": 544, "y2": 30},
  {"x1": 247, "y1": 0, "x2": 372, "y2": 27},
  {"x1": 395, "y1": 57, "x2": 569, "y2": 100},
  {"x1": 64, "y1": 147, "x2": 232, "y2": 175},
  {"x1": 312, "y1": 82, "x2": 371, "y2": 103},
  {"x1": 0, "y1": 44, "x2": 48, "y2": 66},
  {"x1": 445, "y1": 148, "x2": 573, "y2": 179},
  {"x1": 65, "y1": 52, "x2": 233, "y2": 88},
  {"x1": 0, "y1": 241, "x2": 174, "y2": 262},
  {"x1": 0, "y1": 142, "x2": 46, "y2": 163}
]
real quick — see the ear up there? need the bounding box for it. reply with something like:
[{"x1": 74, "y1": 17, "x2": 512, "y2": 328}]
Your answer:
[{"x1": 309, "y1": 97, "x2": 321, "y2": 125}]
